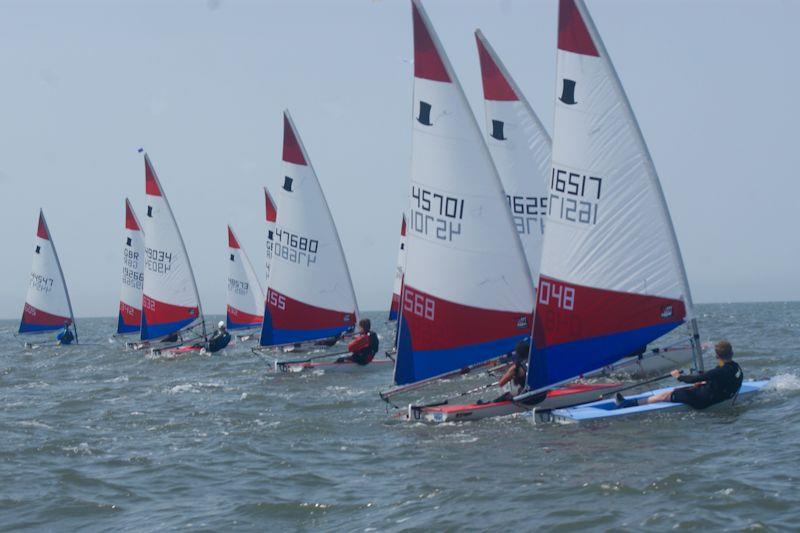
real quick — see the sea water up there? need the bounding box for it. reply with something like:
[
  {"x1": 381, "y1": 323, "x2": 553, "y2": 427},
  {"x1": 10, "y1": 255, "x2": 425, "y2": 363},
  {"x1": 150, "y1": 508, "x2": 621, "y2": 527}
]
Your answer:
[{"x1": 0, "y1": 302, "x2": 798, "y2": 530}]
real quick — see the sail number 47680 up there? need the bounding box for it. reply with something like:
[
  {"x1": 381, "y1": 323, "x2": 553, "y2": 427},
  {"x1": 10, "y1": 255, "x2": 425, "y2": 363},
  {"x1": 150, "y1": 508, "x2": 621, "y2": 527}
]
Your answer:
[{"x1": 539, "y1": 280, "x2": 575, "y2": 311}]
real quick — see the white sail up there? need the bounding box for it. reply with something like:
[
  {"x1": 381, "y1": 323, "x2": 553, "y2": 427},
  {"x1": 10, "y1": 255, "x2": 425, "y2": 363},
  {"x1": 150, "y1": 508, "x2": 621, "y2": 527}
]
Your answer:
[
  {"x1": 227, "y1": 225, "x2": 266, "y2": 330},
  {"x1": 393, "y1": 0, "x2": 534, "y2": 386},
  {"x1": 140, "y1": 152, "x2": 204, "y2": 341},
  {"x1": 388, "y1": 214, "x2": 406, "y2": 321},
  {"x1": 117, "y1": 198, "x2": 145, "y2": 335},
  {"x1": 259, "y1": 111, "x2": 359, "y2": 346},
  {"x1": 264, "y1": 187, "x2": 278, "y2": 283},
  {"x1": 527, "y1": 0, "x2": 698, "y2": 391},
  {"x1": 19, "y1": 210, "x2": 77, "y2": 340},
  {"x1": 475, "y1": 30, "x2": 551, "y2": 284}
]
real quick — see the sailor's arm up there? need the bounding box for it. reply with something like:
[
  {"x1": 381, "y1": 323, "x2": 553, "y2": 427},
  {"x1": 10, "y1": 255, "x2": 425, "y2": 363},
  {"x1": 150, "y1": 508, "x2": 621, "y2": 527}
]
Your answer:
[
  {"x1": 678, "y1": 366, "x2": 722, "y2": 384},
  {"x1": 497, "y1": 365, "x2": 515, "y2": 387}
]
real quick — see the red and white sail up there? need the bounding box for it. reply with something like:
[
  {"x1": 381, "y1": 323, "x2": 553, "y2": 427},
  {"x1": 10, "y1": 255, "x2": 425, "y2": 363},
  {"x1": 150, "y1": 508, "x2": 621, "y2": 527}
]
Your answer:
[
  {"x1": 259, "y1": 111, "x2": 358, "y2": 346},
  {"x1": 475, "y1": 30, "x2": 551, "y2": 283},
  {"x1": 528, "y1": 0, "x2": 697, "y2": 390},
  {"x1": 19, "y1": 210, "x2": 77, "y2": 339},
  {"x1": 140, "y1": 152, "x2": 204, "y2": 340},
  {"x1": 117, "y1": 198, "x2": 145, "y2": 335},
  {"x1": 227, "y1": 225, "x2": 265, "y2": 331},
  {"x1": 388, "y1": 214, "x2": 407, "y2": 321},
  {"x1": 393, "y1": 1, "x2": 534, "y2": 386},
  {"x1": 264, "y1": 187, "x2": 277, "y2": 283}
]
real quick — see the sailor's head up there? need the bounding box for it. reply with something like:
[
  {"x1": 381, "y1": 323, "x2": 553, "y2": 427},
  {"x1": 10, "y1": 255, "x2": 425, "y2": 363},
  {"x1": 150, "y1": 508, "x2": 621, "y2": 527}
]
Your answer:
[
  {"x1": 358, "y1": 318, "x2": 371, "y2": 334},
  {"x1": 715, "y1": 340, "x2": 733, "y2": 362},
  {"x1": 513, "y1": 340, "x2": 530, "y2": 363},
  {"x1": 217, "y1": 321, "x2": 226, "y2": 331}
]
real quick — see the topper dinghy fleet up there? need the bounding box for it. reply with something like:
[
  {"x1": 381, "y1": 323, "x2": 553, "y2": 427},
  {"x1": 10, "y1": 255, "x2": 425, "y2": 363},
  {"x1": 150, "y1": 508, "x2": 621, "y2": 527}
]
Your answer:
[{"x1": 13, "y1": 0, "x2": 778, "y2": 427}]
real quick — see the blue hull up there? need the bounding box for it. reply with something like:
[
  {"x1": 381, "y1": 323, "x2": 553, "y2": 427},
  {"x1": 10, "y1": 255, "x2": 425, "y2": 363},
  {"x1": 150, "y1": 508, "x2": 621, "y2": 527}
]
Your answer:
[{"x1": 535, "y1": 380, "x2": 770, "y2": 424}]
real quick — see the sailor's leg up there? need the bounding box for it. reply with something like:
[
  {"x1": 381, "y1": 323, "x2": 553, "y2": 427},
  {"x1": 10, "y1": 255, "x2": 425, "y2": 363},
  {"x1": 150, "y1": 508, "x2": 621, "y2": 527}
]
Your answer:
[{"x1": 639, "y1": 389, "x2": 674, "y2": 405}]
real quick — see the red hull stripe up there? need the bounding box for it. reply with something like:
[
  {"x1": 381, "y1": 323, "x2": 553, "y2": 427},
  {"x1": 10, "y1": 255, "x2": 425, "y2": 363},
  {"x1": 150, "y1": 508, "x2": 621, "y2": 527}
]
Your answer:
[
  {"x1": 141, "y1": 295, "x2": 199, "y2": 340},
  {"x1": 228, "y1": 226, "x2": 240, "y2": 249},
  {"x1": 558, "y1": 0, "x2": 599, "y2": 57},
  {"x1": 37, "y1": 212, "x2": 49, "y2": 240},
  {"x1": 119, "y1": 302, "x2": 142, "y2": 327},
  {"x1": 475, "y1": 34, "x2": 517, "y2": 101},
  {"x1": 264, "y1": 289, "x2": 355, "y2": 331},
  {"x1": 226, "y1": 306, "x2": 262, "y2": 330},
  {"x1": 264, "y1": 189, "x2": 277, "y2": 223},
  {"x1": 282, "y1": 114, "x2": 306, "y2": 166},
  {"x1": 533, "y1": 275, "x2": 686, "y2": 349},
  {"x1": 19, "y1": 304, "x2": 69, "y2": 332},
  {"x1": 412, "y1": 1, "x2": 450, "y2": 83},
  {"x1": 125, "y1": 199, "x2": 140, "y2": 231},
  {"x1": 400, "y1": 215, "x2": 406, "y2": 236},
  {"x1": 401, "y1": 285, "x2": 532, "y2": 352}
]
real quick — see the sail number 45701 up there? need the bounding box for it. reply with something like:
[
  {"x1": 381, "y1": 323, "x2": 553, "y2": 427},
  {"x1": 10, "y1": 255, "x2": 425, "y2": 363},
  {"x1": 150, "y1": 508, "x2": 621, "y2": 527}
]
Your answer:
[{"x1": 539, "y1": 280, "x2": 575, "y2": 311}]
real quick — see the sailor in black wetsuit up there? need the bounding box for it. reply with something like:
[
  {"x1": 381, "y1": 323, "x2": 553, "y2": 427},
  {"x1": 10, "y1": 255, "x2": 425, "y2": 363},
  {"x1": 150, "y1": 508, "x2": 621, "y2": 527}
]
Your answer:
[
  {"x1": 206, "y1": 321, "x2": 231, "y2": 353},
  {"x1": 616, "y1": 340, "x2": 743, "y2": 409},
  {"x1": 492, "y1": 341, "x2": 529, "y2": 403}
]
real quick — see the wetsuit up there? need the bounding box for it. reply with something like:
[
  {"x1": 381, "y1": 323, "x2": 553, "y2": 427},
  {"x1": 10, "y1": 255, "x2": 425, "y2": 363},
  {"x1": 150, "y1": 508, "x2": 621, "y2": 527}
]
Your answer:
[
  {"x1": 349, "y1": 332, "x2": 379, "y2": 366},
  {"x1": 207, "y1": 331, "x2": 231, "y2": 353},
  {"x1": 57, "y1": 327, "x2": 74, "y2": 345},
  {"x1": 493, "y1": 361, "x2": 528, "y2": 403},
  {"x1": 670, "y1": 361, "x2": 744, "y2": 409}
]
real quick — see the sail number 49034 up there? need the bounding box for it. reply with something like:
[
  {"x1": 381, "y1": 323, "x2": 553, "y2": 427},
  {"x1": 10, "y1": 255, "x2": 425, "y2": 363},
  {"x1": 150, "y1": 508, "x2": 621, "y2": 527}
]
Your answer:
[
  {"x1": 539, "y1": 280, "x2": 575, "y2": 311},
  {"x1": 403, "y1": 288, "x2": 435, "y2": 321}
]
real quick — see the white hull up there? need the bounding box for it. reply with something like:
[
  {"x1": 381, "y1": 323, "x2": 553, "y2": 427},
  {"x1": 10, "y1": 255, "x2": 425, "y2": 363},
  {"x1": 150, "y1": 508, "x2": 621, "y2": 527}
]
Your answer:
[
  {"x1": 273, "y1": 358, "x2": 393, "y2": 374},
  {"x1": 533, "y1": 380, "x2": 769, "y2": 424}
]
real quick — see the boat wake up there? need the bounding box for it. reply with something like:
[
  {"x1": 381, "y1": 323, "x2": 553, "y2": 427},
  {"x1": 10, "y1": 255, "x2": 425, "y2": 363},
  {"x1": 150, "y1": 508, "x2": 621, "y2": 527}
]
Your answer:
[{"x1": 766, "y1": 373, "x2": 800, "y2": 392}]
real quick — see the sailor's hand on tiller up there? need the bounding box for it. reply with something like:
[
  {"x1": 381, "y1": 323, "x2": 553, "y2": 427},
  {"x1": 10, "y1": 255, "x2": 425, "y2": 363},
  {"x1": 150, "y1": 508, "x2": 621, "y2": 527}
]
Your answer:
[{"x1": 670, "y1": 369, "x2": 682, "y2": 379}]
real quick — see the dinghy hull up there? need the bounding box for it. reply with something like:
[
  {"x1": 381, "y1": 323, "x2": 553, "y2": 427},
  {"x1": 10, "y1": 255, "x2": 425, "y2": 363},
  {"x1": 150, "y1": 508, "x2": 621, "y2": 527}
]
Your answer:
[
  {"x1": 273, "y1": 359, "x2": 393, "y2": 374},
  {"x1": 533, "y1": 380, "x2": 769, "y2": 424},
  {"x1": 406, "y1": 382, "x2": 623, "y2": 423}
]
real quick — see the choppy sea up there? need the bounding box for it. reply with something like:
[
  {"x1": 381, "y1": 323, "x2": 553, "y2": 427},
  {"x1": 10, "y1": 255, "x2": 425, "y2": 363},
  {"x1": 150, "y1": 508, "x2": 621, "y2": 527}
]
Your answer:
[{"x1": 1, "y1": 302, "x2": 798, "y2": 531}]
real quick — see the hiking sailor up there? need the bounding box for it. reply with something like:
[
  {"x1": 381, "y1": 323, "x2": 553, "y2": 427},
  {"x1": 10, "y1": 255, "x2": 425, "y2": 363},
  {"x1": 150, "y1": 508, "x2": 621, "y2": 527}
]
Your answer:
[
  {"x1": 56, "y1": 321, "x2": 74, "y2": 345},
  {"x1": 493, "y1": 341, "x2": 529, "y2": 402},
  {"x1": 337, "y1": 319, "x2": 379, "y2": 365},
  {"x1": 207, "y1": 321, "x2": 231, "y2": 353},
  {"x1": 616, "y1": 340, "x2": 743, "y2": 409}
]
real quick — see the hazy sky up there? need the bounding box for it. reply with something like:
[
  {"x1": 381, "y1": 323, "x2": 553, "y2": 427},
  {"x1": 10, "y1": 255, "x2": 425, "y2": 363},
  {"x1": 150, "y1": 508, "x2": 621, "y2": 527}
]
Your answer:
[{"x1": 1, "y1": 0, "x2": 798, "y2": 319}]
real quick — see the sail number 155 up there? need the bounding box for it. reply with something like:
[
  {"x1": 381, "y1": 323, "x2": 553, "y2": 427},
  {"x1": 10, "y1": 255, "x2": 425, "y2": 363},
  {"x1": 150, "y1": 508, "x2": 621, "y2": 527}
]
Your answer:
[{"x1": 539, "y1": 280, "x2": 575, "y2": 311}]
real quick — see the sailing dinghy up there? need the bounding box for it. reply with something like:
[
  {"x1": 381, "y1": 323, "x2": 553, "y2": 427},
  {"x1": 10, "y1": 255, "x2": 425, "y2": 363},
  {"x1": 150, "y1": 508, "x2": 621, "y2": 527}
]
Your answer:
[
  {"x1": 18, "y1": 210, "x2": 78, "y2": 348},
  {"x1": 114, "y1": 198, "x2": 145, "y2": 342},
  {"x1": 227, "y1": 224, "x2": 265, "y2": 341},
  {"x1": 140, "y1": 151, "x2": 207, "y2": 356},
  {"x1": 382, "y1": 1, "x2": 620, "y2": 421},
  {"x1": 259, "y1": 111, "x2": 382, "y2": 372},
  {"x1": 518, "y1": 0, "x2": 768, "y2": 422}
]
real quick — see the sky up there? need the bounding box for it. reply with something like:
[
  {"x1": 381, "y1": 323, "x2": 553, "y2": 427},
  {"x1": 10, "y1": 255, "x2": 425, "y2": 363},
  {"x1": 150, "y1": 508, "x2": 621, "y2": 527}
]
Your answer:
[{"x1": 1, "y1": 0, "x2": 798, "y2": 319}]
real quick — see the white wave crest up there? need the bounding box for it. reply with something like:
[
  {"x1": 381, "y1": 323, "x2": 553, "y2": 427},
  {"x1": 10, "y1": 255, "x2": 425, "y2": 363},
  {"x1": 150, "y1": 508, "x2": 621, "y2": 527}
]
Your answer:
[{"x1": 767, "y1": 373, "x2": 800, "y2": 391}]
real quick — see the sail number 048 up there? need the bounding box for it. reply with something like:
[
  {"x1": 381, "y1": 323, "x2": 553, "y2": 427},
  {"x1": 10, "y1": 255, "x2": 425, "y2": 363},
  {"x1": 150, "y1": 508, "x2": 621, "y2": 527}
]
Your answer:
[{"x1": 539, "y1": 280, "x2": 575, "y2": 311}]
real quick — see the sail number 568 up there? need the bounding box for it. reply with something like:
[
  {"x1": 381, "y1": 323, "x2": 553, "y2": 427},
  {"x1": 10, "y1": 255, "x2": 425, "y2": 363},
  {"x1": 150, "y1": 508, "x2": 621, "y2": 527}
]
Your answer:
[
  {"x1": 403, "y1": 289, "x2": 435, "y2": 321},
  {"x1": 539, "y1": 280, "x2": 575, "y2": 311}
]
